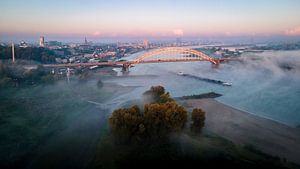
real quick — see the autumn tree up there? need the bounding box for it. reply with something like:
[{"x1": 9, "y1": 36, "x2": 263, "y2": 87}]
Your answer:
[
  {"x1": 144, "y1": 101, "x2": 187, "y2": 138},
  {"x1": 109, "y1": 86, "x2": 187, "y2": 143},
  {"x1": 159, "y1": 92, "x2": 174, "y2": 103},
  {"x1": 109, "y1": 105, "x2": 144, "y2": 143},
  {"x1": 191, "y1": 108, "x2": 206, "y2": 134},
  {"x1": 142, "y1": 85, "x2": 173, "y2": 103}
]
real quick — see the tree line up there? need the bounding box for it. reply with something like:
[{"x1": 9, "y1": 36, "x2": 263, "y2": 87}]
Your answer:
[
  {"x1": 0, "y1": 46, "x2": 60, "y2": 63},
  {"x1": 0, "y1": 64, "x2": 60, "y2": 87}
]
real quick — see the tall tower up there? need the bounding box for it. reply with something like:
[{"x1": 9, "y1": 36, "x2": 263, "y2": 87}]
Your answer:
[
  {"x1": 39, "y1": 36, "x2": 45, "y2": 47},
  {"x1": 12, "y1": 43, "x2": 15, "y2": 63},
  {"x1": 85, "y1": 37, "x2": 88, "y2": 45}
]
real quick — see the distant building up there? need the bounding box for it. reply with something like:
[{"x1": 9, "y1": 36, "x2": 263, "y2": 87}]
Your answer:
[
  {"x1": 78, "y1": 37, "x2": 93, "y2": 51},
  {"x1": 39, "y1": 36, "x2": 45, "y2": 47},
  {"x1": 48, "y1": 41, "x2": 62, "y2": 46},
  {"x1": 84, "y1": 37, "x2": 93, "y2": 45},
  {"x1": 85, "y1": 37, "x2": 88, "y2": 45},
  {"x1": 176, "y1": 37, "x2": 182, "y2": 46},
  {"x1": 143, "y1": 39, "x2": 149, "y2": 49},
  {"x1": 20, "y1": 40, "x2": 28, "y2": 48},
  {"x1": 47, "y1": 41, "x2": 62, "y2": 49}
]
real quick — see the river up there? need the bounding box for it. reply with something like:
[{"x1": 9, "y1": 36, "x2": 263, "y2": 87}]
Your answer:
[{"x1": 109, "y1": 50, "x2": 300, "y2": 127}]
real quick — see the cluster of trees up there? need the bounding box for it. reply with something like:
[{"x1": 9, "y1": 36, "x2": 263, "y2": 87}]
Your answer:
[
  {"x1": 74, "y1": 68, "x2": 94, "y2": 83},
  {"x1": 142, "y1": 85, "x2": 174, "y2": 103},
  {"x1": 96, "y1": 86, "x2": 295, "y2": 169},
  {"x1": 0, "y1": 64, "x2": 59, "y2": 87},
  {"x1": 74, "y1": 68, "x2": 105, "y2": 86},
  {"x1": 109, "y1": 86, "x2": 206, "y2": 143},
  {"x1": 252, "y1": 42, "x2": 300, "y2": 51},
  {"x1": 0, "y1": 46, "x2": 58, "y2": 63}
]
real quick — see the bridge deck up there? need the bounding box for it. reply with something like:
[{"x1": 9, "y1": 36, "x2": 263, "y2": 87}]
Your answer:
[{"x1": 42, "y1": 58, "x2": 241, "y2": 68}]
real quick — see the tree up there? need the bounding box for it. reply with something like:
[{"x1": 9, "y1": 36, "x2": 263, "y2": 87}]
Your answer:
[
  {"x1": 97, "y1": 79, "x2": 103, "y2": 88},
  {"x1": 0, "y1": 64, "x2": 59, "y2": 87},
  {"x1": 191, "y1": 108, "x2": 206, "y2": 134},
  {"x1": 0, "y1": 46, "x2": 57, "y2": 63},
  {"x1": 0, "y1": 77, "x2": 13, "y2": 87},
  {"x1": 144, "y1": 101, "x2": 187, "y2": 137},
  {"x1": 109, "y1": 105, "x2": 143, "y2": 143},
  {"x1": 142, "y1": 85, "x2": 173, "y2": 103},
  {"x1": 159, "y1": 92, "x2": 174, "y2": 103},
  {"x1": 78, "y1": 70, "x2": 90, "y2": 82}
]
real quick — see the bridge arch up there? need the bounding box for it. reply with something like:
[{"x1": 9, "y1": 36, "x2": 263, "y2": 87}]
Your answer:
[{"x1": 133, "y1": 47, "x2": 219, "y2": 65}]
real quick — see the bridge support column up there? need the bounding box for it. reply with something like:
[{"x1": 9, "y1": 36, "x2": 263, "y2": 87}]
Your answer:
[
  {"x1": 122, "y1": 63, "x2": 131, "y2": 72},
  {"x1": 211, "y1": 58, "x2": 220, "y2": 68},
  {"x1": 211, "y1": 63, "x2": 219, "y2": 68}
]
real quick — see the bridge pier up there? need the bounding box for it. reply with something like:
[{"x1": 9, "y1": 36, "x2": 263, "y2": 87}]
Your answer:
[
  {"x1": 122, "y1": 63, "x2": 131, "y2": 72},
  {"x1": 211, "y1": 58, "x2": 220, "y2": 68},
  {"x1": 211, "y1": 63, "x2": 219, "y2": 68}
]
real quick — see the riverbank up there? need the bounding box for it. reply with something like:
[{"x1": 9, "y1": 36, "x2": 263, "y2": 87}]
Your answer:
[{"x1": 183, "y1": 98, "x2": 300, "y2": 164}]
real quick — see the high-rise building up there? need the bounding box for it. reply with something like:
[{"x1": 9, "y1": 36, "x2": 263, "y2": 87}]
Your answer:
[
  {"x1": 143, "y1": 39, "x2": 149, "y2": 49},
  {"x1": 39, "y1": 36, "x2": 45, "y2": 47}
]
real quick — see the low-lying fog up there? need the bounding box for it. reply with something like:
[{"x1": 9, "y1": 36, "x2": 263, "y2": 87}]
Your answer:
[{"x1": 2, "y1": 49, "x2": 300, "y2": 169}]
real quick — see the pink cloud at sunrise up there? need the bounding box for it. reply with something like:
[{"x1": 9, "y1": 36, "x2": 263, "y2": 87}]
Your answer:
[
  {"x1": 285, "y1": 26, "x2": 300, "y2": 36},
  {"x1": 0, "y1": 0, "x2": 300, "y2": 40}
]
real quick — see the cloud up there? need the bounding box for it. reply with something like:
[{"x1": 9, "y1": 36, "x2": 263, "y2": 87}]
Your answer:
[
  {"x1": 173, "y1": 29, "x2": 184, "y2": 36},
  {"x1": 93, "y1": 31, "x2": 101, "y2": 36},
  {"x1": 225, "y1": 31, "x2": 232, "y2": 36},
  {"x1": 285, "y1": 26, "x2": 300, "y2": 36}
]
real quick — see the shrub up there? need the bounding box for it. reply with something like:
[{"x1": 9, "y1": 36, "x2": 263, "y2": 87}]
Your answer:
[{"x1": 191, "y1": 108, "x2": 206, "y2": 134}]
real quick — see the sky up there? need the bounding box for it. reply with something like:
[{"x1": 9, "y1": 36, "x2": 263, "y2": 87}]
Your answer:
[{"x1": 1, "y1": 0, "x2": 300, "y2": 42}]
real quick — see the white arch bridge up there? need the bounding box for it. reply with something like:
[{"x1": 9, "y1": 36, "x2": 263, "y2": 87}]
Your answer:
[{"x1": 43, "y1": 47, "x2": 241, "y2": 71}]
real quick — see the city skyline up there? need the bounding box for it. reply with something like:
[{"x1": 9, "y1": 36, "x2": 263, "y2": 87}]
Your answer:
[{"x1": 1, "y1": 0, "x2": 300, "y2": 42}]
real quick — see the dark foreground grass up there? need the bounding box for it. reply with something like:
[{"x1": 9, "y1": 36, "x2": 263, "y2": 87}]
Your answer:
[{"x1": 90, "y1": 131, "x2": 299, "y2": 169}]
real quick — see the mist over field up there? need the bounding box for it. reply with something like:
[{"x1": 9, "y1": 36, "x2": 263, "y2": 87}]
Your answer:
[{"x1": 1, "y1": 48, "x2": 300, "y2": 169}]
